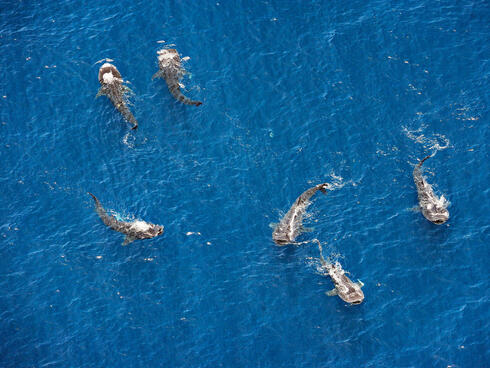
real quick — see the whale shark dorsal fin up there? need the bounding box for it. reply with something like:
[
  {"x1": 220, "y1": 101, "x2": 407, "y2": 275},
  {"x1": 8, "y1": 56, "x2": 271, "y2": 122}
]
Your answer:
[
  {"x1": 122, "y1": 236, "x2": 136, "y2": 246},
  {"x1": 152, "y1": 70, "x2": 164, "y2": 80},
  {"x1": 357, "y1": 280, "x2": 364, "y2": 288},
  {"x1": 326, "y1": 289, "x2": 338, "y2": 297}
]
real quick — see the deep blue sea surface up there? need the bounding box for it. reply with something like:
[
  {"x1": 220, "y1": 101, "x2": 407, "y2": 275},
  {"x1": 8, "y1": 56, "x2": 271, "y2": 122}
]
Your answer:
[{"x1": 1, "y1": 0, "x2": 489, "y2": 366}]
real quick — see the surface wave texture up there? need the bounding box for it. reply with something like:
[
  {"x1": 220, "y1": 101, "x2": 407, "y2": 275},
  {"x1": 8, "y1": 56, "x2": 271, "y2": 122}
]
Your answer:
[{"x1": 1, "y1": 0, "x2": 489, "y2": 367}]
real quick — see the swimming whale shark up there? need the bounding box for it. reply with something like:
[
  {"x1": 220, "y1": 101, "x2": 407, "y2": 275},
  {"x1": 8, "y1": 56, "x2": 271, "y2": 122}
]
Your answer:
[
  {"x1": 88, "y1": 193, "x2": 163, "y2": 245},
  {"x1": 316, "y1": 240, "x2": 364, "y2": 305},
  {"x1": 97, "y1": 63, "x2": 138, "y2": 130},
  {"x1": 152, "y1": 48, "x2": 202, "y2": 106},
  {"x1": 272, "y1": 183, "x2": 329, "y2": 245},
  {"x1": 413, "y1": 155, "x2": 449, "y2": 225}
]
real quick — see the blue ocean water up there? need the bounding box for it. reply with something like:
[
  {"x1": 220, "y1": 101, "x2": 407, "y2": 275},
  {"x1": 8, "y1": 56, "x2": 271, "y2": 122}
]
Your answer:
[{"x1": 1, "y1": 0, "x2": 489, "y2": 366}]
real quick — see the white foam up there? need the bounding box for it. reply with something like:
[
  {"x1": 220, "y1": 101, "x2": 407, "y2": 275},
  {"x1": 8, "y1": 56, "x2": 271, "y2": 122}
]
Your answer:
[
  {"x1": 131, "y1": 220, "x2": 152, "y2": 232},
  {"x1": 402, "y1": 125, "x2": 451, "y2": 152},
  {"x1": 158, "y1": 50, "x2": 176, "y2": 60},
  {"x1": 437, "y1": 195, "x2": 450, "y2": 208},
  {"x1": 122, "y1": 132, "x2": 135, "y2": 149},
  {"x1": 103, "y1": 71, "x2": 115, "y2": 84}
]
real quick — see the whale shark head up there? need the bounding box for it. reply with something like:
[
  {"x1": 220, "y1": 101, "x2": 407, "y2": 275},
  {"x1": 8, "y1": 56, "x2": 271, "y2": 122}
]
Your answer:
[
  {"x1": 339, "y1": 284, "x2": 364, "y2": 305},
  {"x1": 425, "y1": 207, "x2": 449, "y2": 225},
  {"x1": 146, "y1": 223, "x2": 164, "y2": 238},
  {"x1": 329, "y1": 262, "x2": 365, "y2": 305},
  {"x1": 98, "y1": 63, "x2": 123, "y2": 85},
  {"x1": 424, "y1": 196, "x2": 449, "y2": 225},
  {"x1": 157, "y1": 48, "x2": 180, "y2": 67},
  {"x1": 130, "y1": 220, "x2": 164, "y2": 238},
  {"x1": 272, "y1": 224, "x2": 292, "y2": 246},
  {"x1": 273, "y1": 236, "x2": 290, "y2": 246},
  {"x1": 150, "y1": 224, "x2": 164, "y2": 237}
]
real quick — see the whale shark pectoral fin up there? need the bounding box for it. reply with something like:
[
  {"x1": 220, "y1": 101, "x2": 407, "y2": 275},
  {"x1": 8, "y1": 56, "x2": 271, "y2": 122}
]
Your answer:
[
  {"x1": 326, "y1": 289, "x2": 338, "y2": 297},
  {"x1": 408, "y1": 206, "x2": 421, "y2": 213},
  {"x1": 96, "y1": 87, "x2": 108, "y2": 98},
  {"x1": 269, "y1": 222, "x2": 278, "y2": 229},
  {"x1": 122, "y1": 236, "x2": 136, "y2": 246},
  {"x1": 300, "y1": 226, "x2": 315, "y2": 233},
  {"x1": 357, "y1": 280, "x2": 364, "y2": 288},
  {"x1": 122, "y1": 85, "x2": 133, "y2": 95},
  {"x1": 152, "y1": 71, "x2": 163, "y2": 80}
]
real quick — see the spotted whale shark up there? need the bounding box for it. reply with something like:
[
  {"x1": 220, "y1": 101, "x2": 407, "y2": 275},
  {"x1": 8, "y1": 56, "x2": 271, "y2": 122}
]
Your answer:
[
  {"x1": 88, "y1": 193, "x2": 163, "y2": 245},
  {"x1": 413, "y1": 155, "x2": 449, "y2": 225},
  {"x1": 316, "y1": 240, "x2": 364, "y2": 305},
  {"x1": 272, "y1": 183, "x2": 329, "y2": 245},
  {"x1": 97, "y1": 63, "x2": 138, "y2": 130},
  {"x1": 152, "y1": 48, "x2": 202, "y2": 106}
]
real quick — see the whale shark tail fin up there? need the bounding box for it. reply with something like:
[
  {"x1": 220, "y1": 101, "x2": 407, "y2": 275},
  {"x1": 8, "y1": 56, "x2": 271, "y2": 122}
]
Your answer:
[
  {"x1": 88, "y1": 192, "x2": 103, "y2": 209},
  {"x1": 417, "y1": 155, "x2": 432, "y2": 168},
  {"x1": 88, "y1": 192, "x2": 97, "y2": 202},
  {"x1": 314, "y1": 239, "x2": 329, "y2": 268},
  {"x1": 166, "y1": 79, "x2": 202, "y2": 106},
  {"x1": 318, "y1": 183, "x2": 329, "y2": 194}
]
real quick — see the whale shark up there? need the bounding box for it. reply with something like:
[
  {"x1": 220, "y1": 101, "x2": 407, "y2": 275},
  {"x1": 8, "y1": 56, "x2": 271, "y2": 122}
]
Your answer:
[
  {"x1": 152, "y1": 48, "x2": 202, "y2": 106},
  {"x1": 316, "y1": 240, "x2": 364, "y2": 305},
  {"x1": 272, "y1": 183, "x2": 329, "y2": 245},
  {"x1": 413, "y1": 155, "x2": 449, "y2": 225},
  {"x1": 88, "y1": 193, "x2": 163, "y2": 245},
  {"x1": 97, "y1": 63, "x2": 138, "y2": 130}
]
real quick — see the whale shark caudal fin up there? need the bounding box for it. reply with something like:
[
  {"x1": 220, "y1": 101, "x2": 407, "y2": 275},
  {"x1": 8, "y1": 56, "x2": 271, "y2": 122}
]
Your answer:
[
  {"x1": 123, "y1": 236, "x2": 136, "y2": 246},
  {"x1": 314, "y1": 239, "x2": 330, "y2": 269},
  {"x1": 326, "y1": 289, "x2": 338, "y2": 296},
  {"x1": 318, "y1": 184, "x2": 329, "y2": 194},
  {"x1": 417, "y1": 155, "x2": 432, "y2": 168},
  {"x1": 166, "y1": 80, "x2": 203, "y2": 106},
  {"x1": 88, "y1": 192, "x2": 99, "y2": 204}
]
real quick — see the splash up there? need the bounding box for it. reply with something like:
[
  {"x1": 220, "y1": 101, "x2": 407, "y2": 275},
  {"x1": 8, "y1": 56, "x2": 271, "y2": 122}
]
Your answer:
[
  {"x1": 122, "y1": 132, "x2": 135, "y2": 148},
  {"x1": 94, "y1": 58, "x2": 114, "y2": 65},
  {"x1": 103, "y1": 71, "x2": 115, "y2": 84},
  {"x1": 324, "y1": 172, "x2": 355, "y2": 191},
  {"x1": 109, "y1": 210, "x2": 135, "y2": 223},
  {"x1": 305, "y1": 238, "x2": 345, "y2": 276},
  {"x1": 436, "y1": 195, "x2": 450, "y2": 209},
  {"x1": 130, "y1": 220, "x2": 152, "y2": 232},
  {"x1": 402, "y1": 125, "x2": 451, "y2": 153}
]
